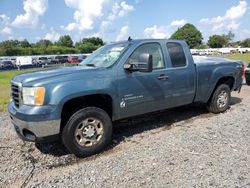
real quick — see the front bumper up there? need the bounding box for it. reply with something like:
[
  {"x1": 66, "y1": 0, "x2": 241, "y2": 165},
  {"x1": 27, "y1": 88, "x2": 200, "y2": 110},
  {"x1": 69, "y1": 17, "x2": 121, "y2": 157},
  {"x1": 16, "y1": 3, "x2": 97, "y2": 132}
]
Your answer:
[{"x1": 9, "y1": 102, "x2": 61, "y2": 142}]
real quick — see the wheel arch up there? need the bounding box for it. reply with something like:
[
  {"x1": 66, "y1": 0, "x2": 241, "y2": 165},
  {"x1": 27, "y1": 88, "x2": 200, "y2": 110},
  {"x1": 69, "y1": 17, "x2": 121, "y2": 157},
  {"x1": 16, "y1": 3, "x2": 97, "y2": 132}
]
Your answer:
[
  {"x1": 60, "y1": 93, "x2": 113, "y2": 132},
  {"x1": 206, "y1": 76, "x2": 234, "y2": 103}
]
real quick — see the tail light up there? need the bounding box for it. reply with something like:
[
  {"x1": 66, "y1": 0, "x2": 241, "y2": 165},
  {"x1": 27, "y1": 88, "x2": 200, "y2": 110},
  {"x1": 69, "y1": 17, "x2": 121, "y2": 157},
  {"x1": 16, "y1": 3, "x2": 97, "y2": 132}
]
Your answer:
[{"x1": 242, "y1": 64, "x2": 245, "y2": 80}]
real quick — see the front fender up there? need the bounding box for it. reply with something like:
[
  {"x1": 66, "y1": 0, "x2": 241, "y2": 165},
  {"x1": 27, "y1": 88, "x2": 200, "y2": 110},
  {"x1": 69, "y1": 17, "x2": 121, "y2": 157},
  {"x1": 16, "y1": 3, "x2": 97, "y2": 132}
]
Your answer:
[{"x1": 45, "y1": 79, "x2": 116, "y2": 115}]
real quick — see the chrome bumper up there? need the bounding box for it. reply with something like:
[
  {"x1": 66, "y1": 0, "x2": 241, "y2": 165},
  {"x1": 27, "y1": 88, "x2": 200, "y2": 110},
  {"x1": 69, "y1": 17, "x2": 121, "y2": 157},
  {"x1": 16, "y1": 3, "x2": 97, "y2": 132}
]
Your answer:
[{"x1": 10, "y1": 115, "x2": 60, "y2": 142}]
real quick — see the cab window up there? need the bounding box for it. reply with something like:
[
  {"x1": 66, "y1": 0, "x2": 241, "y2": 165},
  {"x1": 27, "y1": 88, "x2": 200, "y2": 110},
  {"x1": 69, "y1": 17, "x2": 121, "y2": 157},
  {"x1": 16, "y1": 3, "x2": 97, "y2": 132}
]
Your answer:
[
  {"x1": 130, "y1": 43, "x2": 164, "y2": 69},
  {"x1": 166, "y1": 42, "x2": 186, "y2": 67}
]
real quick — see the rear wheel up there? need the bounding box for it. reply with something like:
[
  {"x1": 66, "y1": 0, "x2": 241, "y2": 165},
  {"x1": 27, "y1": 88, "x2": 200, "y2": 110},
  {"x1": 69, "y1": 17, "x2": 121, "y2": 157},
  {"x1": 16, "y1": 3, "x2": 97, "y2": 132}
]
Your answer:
[
  {"x1": 207, "y1": 84, "x2": 231, "y2": 113},
  {"x1": 246, "y1": 80, "x2": 250, "y2": 86},
  {"x1": 62, "y1": 107, "x2": 112, "y2": 157}
]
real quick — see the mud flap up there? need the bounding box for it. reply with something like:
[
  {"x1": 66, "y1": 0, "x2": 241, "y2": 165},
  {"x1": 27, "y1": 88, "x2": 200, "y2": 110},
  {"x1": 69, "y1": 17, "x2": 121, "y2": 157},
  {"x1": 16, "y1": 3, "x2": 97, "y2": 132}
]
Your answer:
[{"x1": 238, "y1": 84, "x2": 242, "y2": 93}]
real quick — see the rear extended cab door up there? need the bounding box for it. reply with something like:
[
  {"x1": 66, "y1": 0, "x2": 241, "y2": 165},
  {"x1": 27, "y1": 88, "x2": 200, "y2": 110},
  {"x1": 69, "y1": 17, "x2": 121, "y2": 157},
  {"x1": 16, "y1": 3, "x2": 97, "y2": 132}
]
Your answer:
[{"x1": 162, "y1": 41, "x2": 196, "y2": 108}]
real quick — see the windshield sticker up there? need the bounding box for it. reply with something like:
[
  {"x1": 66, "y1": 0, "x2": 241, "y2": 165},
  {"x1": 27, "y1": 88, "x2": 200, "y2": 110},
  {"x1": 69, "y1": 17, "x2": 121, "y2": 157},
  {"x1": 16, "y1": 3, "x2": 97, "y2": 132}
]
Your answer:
[{"x1": 110, "y1": 47, "x2": 125, "y2": 52}]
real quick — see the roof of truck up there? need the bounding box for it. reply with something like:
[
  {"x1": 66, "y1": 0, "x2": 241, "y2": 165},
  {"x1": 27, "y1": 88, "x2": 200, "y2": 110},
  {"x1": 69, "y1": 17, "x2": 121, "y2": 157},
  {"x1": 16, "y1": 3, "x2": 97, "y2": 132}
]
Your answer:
[{"x1": 109, "y1": 38, "x2": 186, "y2": 45}]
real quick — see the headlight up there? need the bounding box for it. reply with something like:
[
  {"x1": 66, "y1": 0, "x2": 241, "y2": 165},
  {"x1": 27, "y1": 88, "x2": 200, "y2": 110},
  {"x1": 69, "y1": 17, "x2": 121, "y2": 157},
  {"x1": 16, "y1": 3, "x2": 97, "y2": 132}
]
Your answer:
[{"x1": 22, "y1": 87, "x2": 45, "y2": 106}]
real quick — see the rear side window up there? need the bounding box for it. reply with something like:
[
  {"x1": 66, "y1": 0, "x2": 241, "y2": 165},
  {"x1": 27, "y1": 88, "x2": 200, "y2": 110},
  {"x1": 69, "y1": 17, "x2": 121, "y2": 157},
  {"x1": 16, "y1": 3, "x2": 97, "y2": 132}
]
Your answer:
[{"x1": 166, "y1": 42, "x2": 186, "y2": 67}]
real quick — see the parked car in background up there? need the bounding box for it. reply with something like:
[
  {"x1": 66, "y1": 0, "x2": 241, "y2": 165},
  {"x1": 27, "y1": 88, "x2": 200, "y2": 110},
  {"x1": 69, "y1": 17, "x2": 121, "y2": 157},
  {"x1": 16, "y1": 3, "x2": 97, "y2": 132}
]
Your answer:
[
  {"x1": 245, "y1": 63, "x2": 250, "y2": 85},
  {"x1": 10, "y1": 57, "x2": 16, "y2": 64},
  {"x1": 51, "y1": 56, "x2": 69, "y2": 64},
  {"x1": 68, "y1": 56, "x2": 81, "y2": 64},
  {"x1": 32, "y1": 57, "x2": 38, "y2": 65},
  {"x1": 78, "y1": 55, "x2": 88, "y2": 61},
  {"x1": 47, "y1": 57, "x2": 53, "y2": 64},
  {"x1": 36, "y1": 57, "x2": 50, "y2": 65},
  {"x1": 0, "y1": 60, "x2": 14, "y2": 70},
  {"x1": 16, "y1": 56, "x2": 33, "y2": 68}
]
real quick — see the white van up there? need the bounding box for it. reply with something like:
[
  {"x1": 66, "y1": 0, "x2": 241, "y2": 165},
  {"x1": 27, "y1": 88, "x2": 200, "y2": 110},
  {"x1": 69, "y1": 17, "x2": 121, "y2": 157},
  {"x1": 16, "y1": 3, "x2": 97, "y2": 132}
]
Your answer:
[{"x1": 15, "y1": 56, "x2": 33, "y2": 67}]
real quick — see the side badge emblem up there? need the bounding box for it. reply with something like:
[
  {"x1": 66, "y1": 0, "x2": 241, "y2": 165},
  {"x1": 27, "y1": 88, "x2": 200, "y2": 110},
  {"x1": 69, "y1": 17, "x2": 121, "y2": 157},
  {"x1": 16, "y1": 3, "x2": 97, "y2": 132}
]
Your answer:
[{"x1": 120, "y1": 100, "x2": 126, "y2": 108}]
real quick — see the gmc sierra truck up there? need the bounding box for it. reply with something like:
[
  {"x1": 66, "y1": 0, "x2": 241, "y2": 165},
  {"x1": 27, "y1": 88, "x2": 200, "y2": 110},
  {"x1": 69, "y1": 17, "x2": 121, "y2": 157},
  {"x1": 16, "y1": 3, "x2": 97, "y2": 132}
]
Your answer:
[{"x1": 9, "y1": 39, "x2": 244, "y2": 157}]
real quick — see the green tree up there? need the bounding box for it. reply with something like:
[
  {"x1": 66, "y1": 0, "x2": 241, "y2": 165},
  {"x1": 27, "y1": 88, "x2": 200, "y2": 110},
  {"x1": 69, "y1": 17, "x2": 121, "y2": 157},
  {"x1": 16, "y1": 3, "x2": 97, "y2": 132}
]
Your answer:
[
  {"x1": 76, "y1": 42, "x2": 97, "y2": 53},
  {"x1": 241, "y1": 38, "x2": 250, "y2": 47},
  {"x1": 170, "y1": 23, "x2": 203, "y2": 48},
  {"x1": 0, "y1": 36, "x2": 104, "y2": 56},
  {"x1": 0, "y1": 40, "x2": 20, "y2": 48},
  {"x1": 75, "y1": 37, "x2": 103, "y2": 53},
  {"x1": 225, "y1": 31, "x2": 235, "y2": 44},
  {"x1": 82, "y1": 37, "x2": 104, "y2": 46},
  {"x1": 57, "y1": 35, "x2": 73, "y2": 47},
  {"x1": 20, "y1": 39, "x2": 30, "y2": 48},
  {"x1": 0, "y1": 40, "x2": 20, "y2": 56},
  {"x1": 230, "y1": 41, "x2": 241, "y2": 48},
  {"x1": 207, "y1": 35, "x2": 227, "y2": 48},
  {"x1": 36, "y1": 39, "x2": 52, "y2": 47}
]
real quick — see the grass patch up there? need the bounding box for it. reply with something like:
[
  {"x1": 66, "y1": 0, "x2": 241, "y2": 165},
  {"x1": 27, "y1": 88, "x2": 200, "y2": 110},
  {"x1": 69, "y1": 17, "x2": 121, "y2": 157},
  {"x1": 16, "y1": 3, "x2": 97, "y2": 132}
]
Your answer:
[
  {"x1": 227, "y1": 53, "x2": 250, "y2": 66},
  {"x1": 0, "y1": 69, "x2": 40, "y2": 112}
]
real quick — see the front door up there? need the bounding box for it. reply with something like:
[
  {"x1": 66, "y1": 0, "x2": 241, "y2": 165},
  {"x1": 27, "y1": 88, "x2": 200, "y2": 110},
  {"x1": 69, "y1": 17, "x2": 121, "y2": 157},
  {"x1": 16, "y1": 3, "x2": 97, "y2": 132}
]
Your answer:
[{"x1": 117, "y1": 42, "x2": 170, "y2": 119}]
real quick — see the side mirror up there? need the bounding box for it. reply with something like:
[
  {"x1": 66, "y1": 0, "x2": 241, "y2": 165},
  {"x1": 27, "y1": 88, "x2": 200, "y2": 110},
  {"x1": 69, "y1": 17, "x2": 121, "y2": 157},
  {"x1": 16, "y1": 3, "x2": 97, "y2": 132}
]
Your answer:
[{"x1": 124, "y1": 53, "x2": 153, "y2": 73}]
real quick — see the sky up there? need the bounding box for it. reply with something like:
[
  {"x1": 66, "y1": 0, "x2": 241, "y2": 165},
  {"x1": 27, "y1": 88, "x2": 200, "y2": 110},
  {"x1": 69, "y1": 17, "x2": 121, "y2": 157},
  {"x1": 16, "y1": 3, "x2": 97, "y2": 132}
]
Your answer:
[{"x1": 0, "y1": 0, "x2": 250, "y2": 43}]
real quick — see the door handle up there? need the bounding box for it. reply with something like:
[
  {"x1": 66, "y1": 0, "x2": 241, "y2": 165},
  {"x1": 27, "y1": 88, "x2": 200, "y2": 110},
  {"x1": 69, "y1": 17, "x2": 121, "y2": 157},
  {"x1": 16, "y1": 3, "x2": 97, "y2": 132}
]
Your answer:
[{"x1": 157, "y1": 74, "x2": 169, "y2": 80}]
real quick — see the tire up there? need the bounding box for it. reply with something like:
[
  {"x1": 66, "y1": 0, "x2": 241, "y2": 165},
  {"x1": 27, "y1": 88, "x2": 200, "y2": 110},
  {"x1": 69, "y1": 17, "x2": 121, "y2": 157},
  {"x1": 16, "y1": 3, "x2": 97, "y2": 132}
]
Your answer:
[
  {"x1": 246, "y1": 80, "x2": 250, "y2": 86},
  {"x1": 62, "y1": 107, "x2": 112, "y2": 157},
  {"x1": 207, "y1": 84, "x2": 231, "y2": 114}
]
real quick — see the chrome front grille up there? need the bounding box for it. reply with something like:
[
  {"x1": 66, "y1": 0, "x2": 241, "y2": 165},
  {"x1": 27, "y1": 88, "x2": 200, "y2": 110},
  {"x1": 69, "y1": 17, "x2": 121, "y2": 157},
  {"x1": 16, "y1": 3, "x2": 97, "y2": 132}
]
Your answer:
[{"x1": 11, "y1": 82, "x2": 21, "y2": 108}]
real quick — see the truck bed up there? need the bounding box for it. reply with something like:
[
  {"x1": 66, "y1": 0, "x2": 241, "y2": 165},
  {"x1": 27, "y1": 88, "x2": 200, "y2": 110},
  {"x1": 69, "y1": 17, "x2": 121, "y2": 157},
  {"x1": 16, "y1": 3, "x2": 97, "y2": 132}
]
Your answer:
[
  {"x1": 192, "y1": 56, "x2": 243, "y2": 103},
  {"x1": 193, "y1": 55, "x2": 241, "y2": 65}
]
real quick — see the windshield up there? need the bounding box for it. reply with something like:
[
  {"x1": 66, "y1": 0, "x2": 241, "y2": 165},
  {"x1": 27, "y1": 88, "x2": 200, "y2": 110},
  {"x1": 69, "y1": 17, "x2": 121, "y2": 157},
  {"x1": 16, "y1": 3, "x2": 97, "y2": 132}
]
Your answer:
[{"x1": 80, "y1": 43, "x2": 128, "y2": 68}]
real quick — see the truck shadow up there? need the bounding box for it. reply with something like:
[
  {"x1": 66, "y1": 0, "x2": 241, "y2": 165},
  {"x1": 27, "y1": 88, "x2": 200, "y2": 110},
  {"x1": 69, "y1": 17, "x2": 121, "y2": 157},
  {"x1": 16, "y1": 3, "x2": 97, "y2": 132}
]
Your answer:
[
  {"x1": 35, "y1": 97, "x2": 242, "y2": 157},
  {"x1": 230, "y1": 96, "x2": 242, "y2": 105}
]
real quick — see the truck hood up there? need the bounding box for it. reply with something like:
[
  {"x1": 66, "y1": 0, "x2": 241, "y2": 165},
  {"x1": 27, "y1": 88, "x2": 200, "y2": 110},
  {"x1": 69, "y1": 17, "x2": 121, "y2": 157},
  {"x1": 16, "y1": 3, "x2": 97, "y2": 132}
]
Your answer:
[{"x1": 12, "y1": 65, "x2": 100, "y2": 85}]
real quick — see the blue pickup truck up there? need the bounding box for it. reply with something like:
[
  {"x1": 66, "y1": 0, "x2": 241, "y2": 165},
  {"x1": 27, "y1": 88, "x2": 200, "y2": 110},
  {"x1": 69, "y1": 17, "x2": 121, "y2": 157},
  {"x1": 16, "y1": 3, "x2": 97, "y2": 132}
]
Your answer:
[{"x1": 9, "y1": 39, "x2": 244, "y2": 157}]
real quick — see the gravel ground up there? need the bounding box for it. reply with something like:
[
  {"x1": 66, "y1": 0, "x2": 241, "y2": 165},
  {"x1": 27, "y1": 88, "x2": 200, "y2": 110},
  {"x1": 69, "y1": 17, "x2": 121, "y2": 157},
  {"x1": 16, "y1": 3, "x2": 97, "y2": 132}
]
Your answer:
[{"x1": 0, "y1": 86, "x2": 249, "y2": 188}]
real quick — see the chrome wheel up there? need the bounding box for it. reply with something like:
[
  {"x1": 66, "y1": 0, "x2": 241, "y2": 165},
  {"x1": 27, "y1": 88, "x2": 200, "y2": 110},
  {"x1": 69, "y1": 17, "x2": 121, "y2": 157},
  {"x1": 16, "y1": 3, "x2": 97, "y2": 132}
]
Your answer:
[
  {"x1": 217, "y1": 90, "x2": 228, "y2": 108},
  {"x1": 75, "y1": 117, "x2": 104, "y2": 147}
]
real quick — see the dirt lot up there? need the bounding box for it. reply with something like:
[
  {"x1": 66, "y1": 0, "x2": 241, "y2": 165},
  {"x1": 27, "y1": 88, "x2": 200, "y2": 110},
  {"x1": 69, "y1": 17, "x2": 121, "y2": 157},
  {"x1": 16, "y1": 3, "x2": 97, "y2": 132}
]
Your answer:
[{"x1": 0, "y1": 86, "x2": 249, "y2": 188}]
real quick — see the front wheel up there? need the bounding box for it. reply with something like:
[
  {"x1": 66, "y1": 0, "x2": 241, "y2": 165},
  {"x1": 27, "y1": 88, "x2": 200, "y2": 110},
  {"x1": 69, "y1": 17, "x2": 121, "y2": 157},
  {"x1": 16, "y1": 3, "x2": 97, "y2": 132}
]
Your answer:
[
  {"x1": 207, "y1": 84, "x2": 231, "y2": 113},
  {"x1": 62, "y1": 107, "x2": 112, "y2": 157}
]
